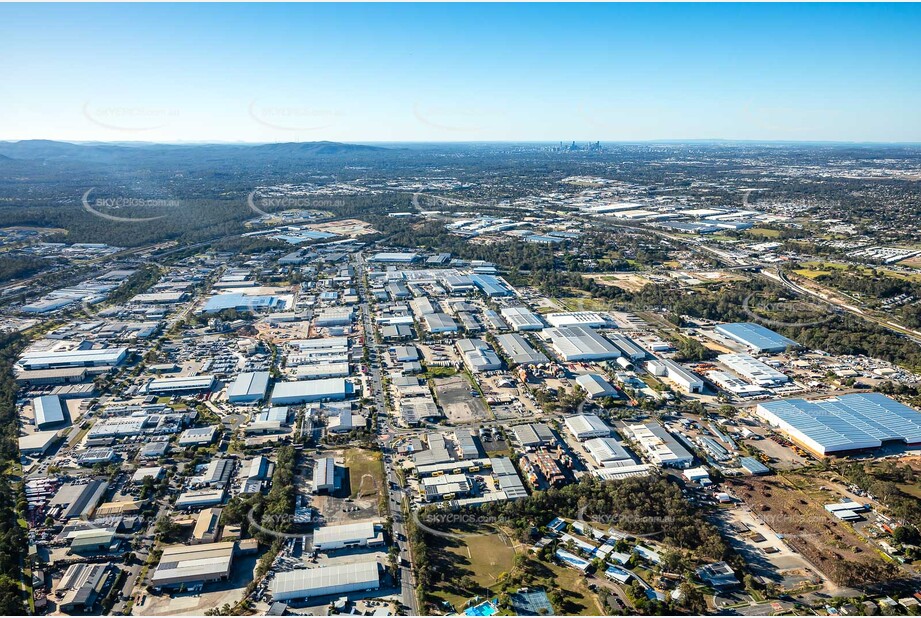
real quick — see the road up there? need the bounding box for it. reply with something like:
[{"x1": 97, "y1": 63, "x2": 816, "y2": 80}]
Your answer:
[{"x1": 354, "y1": 252, "x2": 420, "y2": 615}]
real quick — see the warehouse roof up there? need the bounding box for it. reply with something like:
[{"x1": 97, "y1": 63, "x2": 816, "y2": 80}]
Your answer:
[
  {"x1": 34, "y1": 394, "x2": 66, "y2": 428},
  {"x1": 500, "y1": 306, "x2": 545, "y2": 330},
  {"x1": 545, "y1": 312, "x2": 610, "y2": 328},
  {"x1": 20, "y1": 347, "x2": 127, "y2": 369},
  {"x1": 575, "y1": 373, "x2": 617, "y2": 398},
  {"x1": 313, "y1": 521, "x2": 378, "y2": 546},
  {"x1": 271, "y1": 561, "x2": 380, "y2": 598},
  {"x1": 227, "y1": 371, "x2": 271, "y2": 400},
  {"x1": 715, "y1": 322, "x2": 798, "y2": 352},
  {"x1": 544, "y1": 326, "x2": 621, "y2": 360},
  {"x1": 495, "y1": 333, "x2": 548, "y2": 365},
  {"x1": 584, "y1": 437, "x2": 632, "y2": 464},
  {"x1": 147, "y1": 375, "x2": 215, "y2": 393},
  {"x1": 564, "y1": 414, "x2": 611, "y2": 438},
  {"x1": 270, "y1": 378, "x2": 350, "y2": 403},
  {"x1": 756, "y1": 393, "x2": 921, "y2": 454},
  {"x1": 150, "y1": 541, "x2": 235, "y2": 586}
]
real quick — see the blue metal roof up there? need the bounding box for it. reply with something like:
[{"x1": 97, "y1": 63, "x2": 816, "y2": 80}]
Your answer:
[{"x1": 715, "y1": 322, "x2": 799, "y2": 351}]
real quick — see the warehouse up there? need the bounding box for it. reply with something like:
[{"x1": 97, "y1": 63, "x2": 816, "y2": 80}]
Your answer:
[
  {"x1": 626, "y1": 423, "x2": 694, "y2": 468},
  {"x1": 370, "y1": 252, "x2": 418, "y2": 263},
  {"x1": 271, "y1": 561, "x2": 381, "y2": 603},
  {"x1": 575, "y1": 374, "x2": 618, "y2": 399},
  {"x1": 718, "y1": 353, "x2": 789, "y2": 386},
  {"x1": 227, "y1": 371, "x2": 271, "y2": 404},
  {"x1": 192, "y1": 507, "x2": 223, "y2": 544},
  {"x1": 470, "y1": 274, "x2": 513, "y2": 297},
  {"x1": 392, "y1": 345, "x2": 419, "y2": 362},
  {"x1": 494, "y1": 333, "x2": 548, "y2": 366},
  {"x1": 19, "y1": 346, "x2": 127, "y2": 370},
  {"x1": 150, "y1": 541, "x2": 235, "y2": 588},
  {"x1": 292, "y1": 362, "x2": 351, "y2": 380},
  {"x1": 456, "y1": 338, "x2": 502, "y2": 373},
  {"x1": 313, "y1": 457, "x2": 337, "y2": 494},
  {"x1": 500, "y1": 306, "x2": 545, "y2": 331},
  {"x1": 49, "y1": 480, "x2": 109, "y2": 521},
  {"x1": 422, "y1": 473, "x2": 472, "y2": 501},
  {"x1": 270, "y1": 378, "x2": 351, "y2": 405},
  {"x1": 175, "y1": 488, "x2": 226, "y2": 510},
  {"x1": 202, "y1": 293, "x2": 288, "y2": 314},
  {"x1": 607, "y1": 334, "x2": 648, "y2": 361},
  {"x1": 314, "y1": 307, "x2": 353, "y2": 327},
  {"x1": 715, "y1": 322, "x2": 799, "y2": 353},
  {"x1": 423, "y1": 312, "x2": 458, "y2": 334},
  {"x1": 544, "y1": 326, "x2": 621, "y2": 361},
  {"x1": 18, "y1": 431, "x2": 59, "y2": 456},
  {"x1": 545, "y1": 312, "x2": 611, "y2": 328},
  {"x1": 755, "y1": 393, "x2": 921, "y2": 456},
  {"x1": 649, "y1": 359, "x2": 704, "y2": 394},
  {"x1": 511, "y1": 423, "x2": 555, "y2": 447},
  {"x1": 454, "y1": 429, "x2": 481, "y2": 459},
  {"x1": 16, "y1": 366, "x2": 88, "y2": 385},
  {"x1": 312, "y1": 521, "x2": 384, "y2": 551},
  {"x1": 56, "y1": 562, "x2": 112, "y2": 612},
  {"x1": 146, "y1": 375, "x2": 215, "y2": 394},
  {"x1": 178, "y1": 426, "x2": 218, "y2": 447},
  {"x1": 33, "y1": 394, "x2": 68, "y2": 430},
  {"x1": 483, "y1": 310, "x2": 509, "y2": 330},
  {"x1": 584, "y1": 437, "x2": 633, "y2": 466},
  {"x1": 707, "y1": 370, "x2": 767, "y2": 396},
  {"x1": 564, "y1": 414, "x2": 612, "y2": 440}
]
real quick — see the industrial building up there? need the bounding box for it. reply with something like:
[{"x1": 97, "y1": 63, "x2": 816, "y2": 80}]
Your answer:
[
  {"x1": 176, "y1": 488, "x2": 226, "y2": 510},
  {"x1": 192, "y1": 507, "x2": 223, "y2": 544},
  {"x1": 271, "y1": 561, "x2": 381, "y2": 602},
  {"x1": 270, "y1": 378, "x2": 351, "y2": 405},
  {"x1": 293, "y1": 362, "x2": 350, "y2": 380},
  {"x1": 545, "y1": 312, "x2": 611, "y2": 328},
  {"x1": 715, "y1": 322, "x2": 799, "y2": 353},
  {"x1": 146, "y1": 375, "x2": 216, "y2": 394},
  {"x1": 56, "y1": 562, "x2": 112, "y2": 612},
  {"x1": 626, "y1": 423, "x2": 694, "y2": 468},
  {"x1": 470, "y1": 274, "x2": 513, "y2": 297},
  {"x1": 564, "y1": 414, "x2": 612, "y2": 440},
  {"x1": 647, "y1": 359, "x2": 704, "y2": 393},
  {"x1": 178, "y1": 426, "x2": 218, "y2": 447},
  {"x1": 150, "y1": 541, "x2": 236, "y2": 588},
  {"x1": 755, "y1": 393, "x2": 921, "y2": 456},
  {"x1": 313, "y1": 457, "x2": 337, "y2": 494},
  {"x1": 48, "y1": 480, "x2": 109, "y2": 520},
  {"x1": 543, "y1": 326, "x2": 621, "y2": 361},
  {"x1": 423, "y1": 312, "x2": 458, "y2": 334},
  {"x1": 227, "y1": 371, "x2": 271, "y2": 404},
  {"x1": 312, "y1": 521, "x2": 384, "y2": 551},
  {"x1": 19, "y1": 346, "x2": 127, "y2": 370},
  {"x1": 511, "y1": 423, "x2": 555, "y2": 447},
  {"x1": 456, "y1": 338, "x2": 502, "y2": 373},
  {"x1": 606, "y1": 334, "x2": 648, "y2": 361},
  {"x1": 18, "y1": 431, "x2": 59, "y2": 456},
  {"x1": 575, "y1": 373, "x2": 618, "y2": 399},
  {"x1": 718, "y1": 353, "x2": 789, "y2": 386},
  {"x1": 500, "y1": 306, "x2": 545, "y2": 331},
  {"x1": 33, "y1": 394, "x2": 68, "y2": 430},
  {"x1": 494, "y1": 333, "x2": 548, "y2": 366},
  {"x1": 583, "y1": 437, "x2": 633, "y2": 466},
  {"x1": 422, "y1": 473, "x2": 471, "y2": 501}
]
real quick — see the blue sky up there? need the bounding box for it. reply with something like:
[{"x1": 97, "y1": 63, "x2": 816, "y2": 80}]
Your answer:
[{"x1": 1, "y1": 3, "x2": 920, "y2": 143}]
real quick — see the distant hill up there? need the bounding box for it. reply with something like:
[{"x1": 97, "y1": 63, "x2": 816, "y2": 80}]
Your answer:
[{"x1": 0, "y1": 139, "x2": 391, "y2": 162}]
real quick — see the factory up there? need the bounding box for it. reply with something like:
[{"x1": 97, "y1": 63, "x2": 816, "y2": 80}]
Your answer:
[
  {"x1": 271, "y1": 561, "x2": 381, "y2": 603},
  {"x1": 33, "y1": 394, "x2": 69, "y2": 430},
  {"x1": 511, "y1": 423, "x2": 555, "y2": 448},
  {"x1": 313, "y1": 457, "x2": 337, "y2": 494},
  {"x1": 755, "y1": 393, "x2": 921, "y2": 456},
  {"x1": 545, "y1": 312, "x2": 611, "y2": 328},
  {"x1": 422, "y1": 473, "x2": 472, "y2": 501},
  {"x1": 146, "y1": 375, "x2": 216, "y2": 394},
  {"x1": 312, "y1": 520, "x2": 384, "y2": 551},
  {"x1": 646, "y1": 359, "x2": 704, "y2": 394},
  {"x1": 456, "y1": 338, "x2": 502, "y2": 373},
  {"x1": 150, "y1": 541, "x2": 236, "y2": 589},
  {"x1": 56, "y1": 562, "x2": 112, "y2": 612},
  {"x1": 543, "y1": 326, "x2": 622, "y2": 361},
  {"x1": 500, "y1": 306, "x2": 545, "y2": 331},
  {"x1": 48, "y1": 480, "x2": 109, "y2": 520},
  {"x1": 494, "y1": 333, "x2": 548, "y2": 366},
  {"x1": 564, "y1": 414, "x2": 612, "y2": 440},
  {"x1": 470, "y1": 274, "x2": 513, "y2": 297},
  {"x1": 270, "y1": 378, "x2": 352, "y2": 405},
  {"x1": 423, "y1": 312, "x2": 458, "y2": 334},
  {"x1": 715, "y1": 322, "x2": 799, "y2": 353},
  {"x1": 19, "y1": 346, "x2": 128, "y2": 371},
  {"x1": 178, "y1": 426, "x2": 218, "y2": 447},
  {"x1": 227, "y1": 371, "x2": 271, "y2": 404},
  {"x1": 718, "y1": 354, "x2": 789, "y2": 386},
  {"x1": 575, "y1": 373, "x2": 618, "y2": 399},
  {"x1": 583, "y1": 437, "x2": 633, "y2": 466},
  {"x1": 626, "y1": 422, "x2": 694, "y2": 468}
]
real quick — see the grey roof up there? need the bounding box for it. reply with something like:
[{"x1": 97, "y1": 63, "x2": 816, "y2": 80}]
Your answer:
[
  {"x1": 34, "y1": 394, "x2": 66, "y2": 428},
  {"x1": 227, "y1": 371, "x2": 271, "y2": 400},
  {"x1": 545, "y1": 326, "x2": 621, "y2": 360},
  {"x1": 495, "y1": 333, "x2": 548, "y2": 365},
  {"x1": 271, "y1": 561, "x2": 380, "y2": 599}
]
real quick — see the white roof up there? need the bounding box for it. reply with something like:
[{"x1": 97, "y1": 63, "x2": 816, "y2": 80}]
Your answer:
[
  {"x1": 313, "y1": 521, "x2": 377, "y2": 545},
  {"x1": 271, "y1": 561, "x2": 380, "y2": 597},
  {"x1": 544, "y1": 326, "x2": 621, "y2": 360}
]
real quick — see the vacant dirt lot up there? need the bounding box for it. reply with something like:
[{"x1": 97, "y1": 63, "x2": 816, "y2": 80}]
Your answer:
[
  {"x1": 432, "y1": 375, "x2": 491, "y2": 424},
  {"x1": 728, "y1": 474, "x2": 901, "y2": 588}
]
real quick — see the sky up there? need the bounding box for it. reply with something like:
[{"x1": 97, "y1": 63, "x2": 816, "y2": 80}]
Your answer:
[{"x1": 1, "y1": 3, "x2": 920, "y2": 143}]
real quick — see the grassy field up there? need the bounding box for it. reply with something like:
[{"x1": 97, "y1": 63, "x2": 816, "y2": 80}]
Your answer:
[
  {"x1": 746, "y1": 227, "x2": 782, "y2": 239},
  {"x1": 422, "y1": 366, "x2": 457, "y2": 379},
  {"x1": 343, "y1": 448, "x2": 384, "y2": 499},
  {"x1": 428, "y1": 528, "x2": 519, "y2": 611}
]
